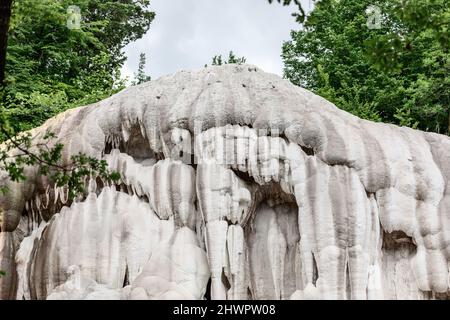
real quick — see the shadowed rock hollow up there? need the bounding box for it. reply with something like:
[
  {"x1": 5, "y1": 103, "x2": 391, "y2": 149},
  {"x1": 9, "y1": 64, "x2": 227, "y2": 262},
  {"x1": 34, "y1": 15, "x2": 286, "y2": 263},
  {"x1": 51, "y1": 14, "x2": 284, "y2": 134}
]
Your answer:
[{"x1": 1, "y1": 64, "x2": 450, "y2": 300}]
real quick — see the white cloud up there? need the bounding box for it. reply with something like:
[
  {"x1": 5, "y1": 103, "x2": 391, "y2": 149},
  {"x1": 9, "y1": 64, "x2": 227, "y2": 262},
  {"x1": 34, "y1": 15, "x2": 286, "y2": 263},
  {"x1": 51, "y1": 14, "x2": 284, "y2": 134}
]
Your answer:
[{"x1": 122, "y1": 0, "x2": 313, "y2": 81}]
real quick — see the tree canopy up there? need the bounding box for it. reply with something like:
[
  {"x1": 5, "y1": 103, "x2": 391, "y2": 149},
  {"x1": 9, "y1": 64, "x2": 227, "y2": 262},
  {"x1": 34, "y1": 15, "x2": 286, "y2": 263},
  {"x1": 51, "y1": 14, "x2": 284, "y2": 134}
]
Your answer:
[
  {"x1": 282, "y1": 0, "x2": 450, "y2": 133},
  {"x1": 2, "y1": 0, "x2": 154, "y2": 132}
]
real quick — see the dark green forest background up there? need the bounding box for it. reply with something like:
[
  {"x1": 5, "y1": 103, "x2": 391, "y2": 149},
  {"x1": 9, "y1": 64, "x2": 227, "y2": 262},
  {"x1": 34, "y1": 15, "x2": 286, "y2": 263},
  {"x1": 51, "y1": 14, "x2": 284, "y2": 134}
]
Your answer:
[
  {"x1": 283, "y1": 0, "x2": 449, "y2": 134},
  {"x1": 1, "y1": 0, "x2": 154, "y2": 132},
  {"x1": 1, "y1": 0, "x2": 449, "y2": 134}
]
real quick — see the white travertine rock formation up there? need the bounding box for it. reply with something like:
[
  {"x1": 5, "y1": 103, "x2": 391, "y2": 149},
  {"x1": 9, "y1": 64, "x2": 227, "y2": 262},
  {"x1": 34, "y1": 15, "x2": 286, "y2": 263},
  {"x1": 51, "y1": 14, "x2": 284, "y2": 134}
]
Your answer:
[{"x1": 1, "y1": 64, "x2": 450, "y2": 300}]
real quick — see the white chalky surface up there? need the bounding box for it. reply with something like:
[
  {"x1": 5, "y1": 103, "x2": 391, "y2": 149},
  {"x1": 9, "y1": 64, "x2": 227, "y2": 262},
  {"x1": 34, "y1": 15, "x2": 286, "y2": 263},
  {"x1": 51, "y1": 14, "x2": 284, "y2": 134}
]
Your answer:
[{"x1": 1, "y1": 64, "x2": 450, "y2": 300}]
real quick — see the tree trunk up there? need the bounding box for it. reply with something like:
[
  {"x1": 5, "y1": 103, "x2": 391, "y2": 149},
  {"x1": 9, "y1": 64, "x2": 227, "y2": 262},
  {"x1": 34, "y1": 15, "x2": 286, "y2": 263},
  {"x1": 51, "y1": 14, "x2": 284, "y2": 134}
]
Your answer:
[{"x1": 0, "y1": 0, "x2": 12, "y2": 86}]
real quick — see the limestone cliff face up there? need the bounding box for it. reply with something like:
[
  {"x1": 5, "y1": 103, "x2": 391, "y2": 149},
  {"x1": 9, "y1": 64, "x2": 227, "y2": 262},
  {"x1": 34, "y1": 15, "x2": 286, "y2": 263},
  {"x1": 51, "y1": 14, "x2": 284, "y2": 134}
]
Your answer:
[{"x1": 1, "y1": 64, "x2": 450, "y2": 300}]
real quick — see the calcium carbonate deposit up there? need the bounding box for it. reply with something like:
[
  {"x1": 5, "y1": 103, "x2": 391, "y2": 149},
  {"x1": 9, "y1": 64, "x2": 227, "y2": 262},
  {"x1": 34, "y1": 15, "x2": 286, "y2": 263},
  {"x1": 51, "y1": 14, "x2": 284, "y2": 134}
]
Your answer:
[{"x1": 1, "y1": 65, "x2": 450, "y2": 300}]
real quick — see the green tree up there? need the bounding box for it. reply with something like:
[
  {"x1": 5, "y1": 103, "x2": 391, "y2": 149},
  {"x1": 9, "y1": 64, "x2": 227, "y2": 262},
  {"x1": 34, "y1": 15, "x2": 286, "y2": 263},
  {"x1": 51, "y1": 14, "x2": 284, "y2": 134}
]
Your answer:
[
  {"x1": 2, "y1": 0, "x2": 154, "y2": 132},
  {"x1": 133, "y1": 52, "x2": 151, "y2": 85},
  {"x1": 208, "y1": 51, "x2": 247, "y2": 66},
  {"x1": 282, "y1": 0, "x2": 450, "y2": 133}
]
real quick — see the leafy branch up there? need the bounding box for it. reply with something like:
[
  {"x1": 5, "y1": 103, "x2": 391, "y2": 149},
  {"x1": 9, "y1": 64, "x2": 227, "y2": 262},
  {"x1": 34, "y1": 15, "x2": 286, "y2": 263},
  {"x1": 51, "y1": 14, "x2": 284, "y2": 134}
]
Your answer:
[
  {"x1": 267, "y1": 0, "x2": 311, "y2": 23},
  {"x1": 0, "y1": 114, "x2": 119, "y2": 199}
]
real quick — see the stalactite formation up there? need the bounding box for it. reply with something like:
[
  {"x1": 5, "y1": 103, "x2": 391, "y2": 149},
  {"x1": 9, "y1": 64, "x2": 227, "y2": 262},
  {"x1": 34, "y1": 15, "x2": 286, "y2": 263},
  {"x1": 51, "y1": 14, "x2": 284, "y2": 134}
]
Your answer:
[{"x1": 1, "y1": 64, "x2": 450, "y2": 300}]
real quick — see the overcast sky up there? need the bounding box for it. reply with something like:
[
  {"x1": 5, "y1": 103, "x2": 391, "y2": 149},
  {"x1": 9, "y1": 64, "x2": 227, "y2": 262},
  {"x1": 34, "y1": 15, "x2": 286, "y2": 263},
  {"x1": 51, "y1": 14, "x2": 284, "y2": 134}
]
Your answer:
[{"x1": 121, "y1": 0, "x2": 314, "y2": 82}]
